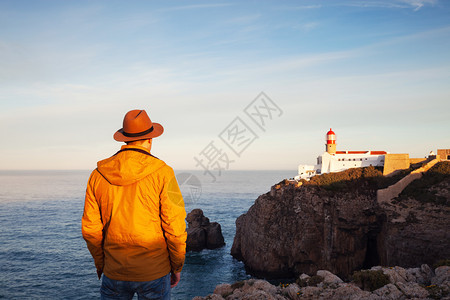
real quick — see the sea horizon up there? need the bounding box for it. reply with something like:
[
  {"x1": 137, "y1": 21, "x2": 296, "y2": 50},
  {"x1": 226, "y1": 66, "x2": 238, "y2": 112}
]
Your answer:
[{"x1": 0, "y1": 169, "x2": 291, "y2": 299}]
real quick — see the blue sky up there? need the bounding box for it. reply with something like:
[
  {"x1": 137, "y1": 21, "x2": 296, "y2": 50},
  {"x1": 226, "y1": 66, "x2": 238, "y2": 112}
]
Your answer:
[{"x1": 0, "y1": 0, "x2": 449, "y2": 171}]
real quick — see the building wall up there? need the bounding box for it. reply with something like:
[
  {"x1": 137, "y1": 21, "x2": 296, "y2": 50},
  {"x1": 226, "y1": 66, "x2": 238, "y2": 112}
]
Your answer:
[
  {"x1": 319, "y1": 152, "x2": 385, "y2": 174},
  {"x1": 410, "y1": 158, "x2": 427, "y2": 165},
  {"x1": 383, "y1": 153, "x2": 410, "y2": 175},
  {"x1": 297, "y1": 165, "x2": 316, "y2": 179},
  {"x1": 437, "y1": 149, "x2": 450, "y2": 160}
]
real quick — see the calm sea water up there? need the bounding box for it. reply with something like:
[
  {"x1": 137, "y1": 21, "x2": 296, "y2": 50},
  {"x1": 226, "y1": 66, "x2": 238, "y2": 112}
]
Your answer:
[{"x1": 0, "y1": 169, "x2": 291, "y2": 299}]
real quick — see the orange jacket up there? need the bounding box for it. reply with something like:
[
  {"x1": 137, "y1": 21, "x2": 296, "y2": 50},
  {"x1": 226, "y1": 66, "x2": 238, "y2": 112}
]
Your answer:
[{"x1": 82, "y1": 145, "x2": 187, "y2": 281}]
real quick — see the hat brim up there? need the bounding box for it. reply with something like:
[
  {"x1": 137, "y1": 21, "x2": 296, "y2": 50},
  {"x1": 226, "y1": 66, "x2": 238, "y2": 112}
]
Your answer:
[{"x1": 113, "y1": 122, "x2": 164, "y2": 142}]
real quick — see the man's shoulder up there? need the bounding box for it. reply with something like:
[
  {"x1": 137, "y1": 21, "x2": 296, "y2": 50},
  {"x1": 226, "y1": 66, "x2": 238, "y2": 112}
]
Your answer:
[
  {"x1": 87, "y1": 168, "x2": 103, "y2": 181},
  {"x1": 152, "y1": 161, "x2": 175, "y2": 178}
]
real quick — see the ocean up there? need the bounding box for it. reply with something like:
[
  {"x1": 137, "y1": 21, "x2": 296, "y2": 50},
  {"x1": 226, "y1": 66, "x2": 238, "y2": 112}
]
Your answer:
[{"x1": 0, "y1": 169, "x2": 291, "y2": 299}]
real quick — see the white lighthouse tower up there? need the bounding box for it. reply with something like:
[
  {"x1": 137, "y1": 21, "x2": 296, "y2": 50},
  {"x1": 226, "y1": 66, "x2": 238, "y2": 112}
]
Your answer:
[{"x1": 326, "y1": 128, "x2": 336, "y2": 154}]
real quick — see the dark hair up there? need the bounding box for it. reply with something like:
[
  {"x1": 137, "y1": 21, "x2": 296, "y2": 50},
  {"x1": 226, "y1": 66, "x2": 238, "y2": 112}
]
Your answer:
[{"x1": 125, "y1": 139, "x2": 151, "y2": 145}]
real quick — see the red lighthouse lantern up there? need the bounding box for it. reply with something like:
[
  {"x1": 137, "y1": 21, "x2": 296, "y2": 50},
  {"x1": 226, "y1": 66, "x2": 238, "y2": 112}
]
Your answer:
[{"x1": 326, "y1": 128, "x2": 336, "y2": 154}]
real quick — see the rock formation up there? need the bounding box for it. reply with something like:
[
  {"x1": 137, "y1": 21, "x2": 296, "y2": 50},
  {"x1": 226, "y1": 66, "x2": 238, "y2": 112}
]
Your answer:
[
  {"x1": 193, "y1": 265, "x2": 450, "y2": 300},
  {"x1": 231, "y1": 162, "x2": 450, "y2": 279},
  {"x1": 186, "y1": 209, "x2": 225, "y2": 251}
]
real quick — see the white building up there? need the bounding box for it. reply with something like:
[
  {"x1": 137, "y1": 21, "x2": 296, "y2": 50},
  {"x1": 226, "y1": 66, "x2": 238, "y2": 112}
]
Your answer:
[{"x1": 295, "y1": 129, "x2": 387, "y2": 180}]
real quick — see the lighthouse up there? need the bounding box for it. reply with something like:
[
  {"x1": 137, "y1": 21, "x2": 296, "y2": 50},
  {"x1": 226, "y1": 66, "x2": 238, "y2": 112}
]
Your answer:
[
  {"x1": 295, "y1": 128, "x2": 388, "y2": 180},
  {"x1": 326, "y1": 128, "x2": 336, "y2": 154}
]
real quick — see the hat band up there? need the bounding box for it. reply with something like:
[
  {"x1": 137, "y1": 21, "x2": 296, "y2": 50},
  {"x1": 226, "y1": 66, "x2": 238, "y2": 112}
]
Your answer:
[{"x1": 122, "y1": 126, "x2": 154, "y2": 137}]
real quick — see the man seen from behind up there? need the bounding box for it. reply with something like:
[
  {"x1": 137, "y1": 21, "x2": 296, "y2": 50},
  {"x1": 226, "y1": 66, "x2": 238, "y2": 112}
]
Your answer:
[{"x1": 82, "y1": 109, "x2": 187, "y2": 299}]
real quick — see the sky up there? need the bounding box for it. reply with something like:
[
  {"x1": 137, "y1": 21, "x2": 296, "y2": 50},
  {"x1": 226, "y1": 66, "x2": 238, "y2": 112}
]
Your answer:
[{"x1": 0, "y1": 0, "x2": 449, "y2": 172}]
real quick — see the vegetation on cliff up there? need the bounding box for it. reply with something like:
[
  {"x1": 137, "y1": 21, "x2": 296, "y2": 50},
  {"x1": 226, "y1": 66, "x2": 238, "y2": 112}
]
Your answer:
[
  {"x1": 294, "y1": 165, "x2": 415, "y2": 192},
  {"x1": 287, "y1": 161, "x2": 449, "y2": 195},
  {"x1": 397, "y1": 161, "x2": 450, "y2": 206}
]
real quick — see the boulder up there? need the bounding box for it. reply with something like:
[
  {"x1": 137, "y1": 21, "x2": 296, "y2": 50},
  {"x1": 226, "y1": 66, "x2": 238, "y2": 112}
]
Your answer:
[
  {"x1": 186, "y1": 209, "x2": 225, "y2": 251},
  {"x1": 213, "y1": 283, "x2": 233, "y2": 297},
  {"x1": 372, "y1": 283, "x2": 404, "y2": 300},
  {"x1": 316, "y1": 270, "x2": 343, "y2": 284},
  {"x1": 404, "y1": 264, "x2": 434, "y2": 285},
  {"x1": 395, "y1": 282, "x2": 429, "y2": 299},
  {"x1": 186, "y1": 208, "x2": 210, "y2": 228},
  {"x1": 432, "y1": 266, "x2": 450, "y2": 285}
]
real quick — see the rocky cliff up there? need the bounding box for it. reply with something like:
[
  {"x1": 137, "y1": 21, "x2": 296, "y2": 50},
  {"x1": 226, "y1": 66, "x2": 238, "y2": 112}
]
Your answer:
[
  {"x1": 193, "y1": 265, "x2": 450, "y2": 300},
  {"x1": 231, "y1": 162, "x2": 450, "y2": 280}
]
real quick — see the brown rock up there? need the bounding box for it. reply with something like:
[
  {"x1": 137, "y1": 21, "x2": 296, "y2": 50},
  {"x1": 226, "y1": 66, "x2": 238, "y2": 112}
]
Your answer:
[
  {"x1": 206, "y1": 222, "x2": 225, "y2": 250},
  {"x1": 186, "y1": 208, "x2": 210, "y2": 228},
  {"x1": 186, "y1": 227, "x2": 206, "y2": 252},
  {"x1": 186, "y1": 209, "x2": 225, "y2": 251},
  {"x1": 432, "y1": 266, "x2": 450, "y2": 286},
  {"x1": 213, "y1": 283, "x2": 233, "y2": 297},
  {"x1": 231, "y1": 183, "x2": 382, "y2": 279},
  {"x1": 378, "y1": 179, "x2": 450, "y2": 269},
  {"x1": 195, "y1": 267, "x2": 449, "y2": 300}
]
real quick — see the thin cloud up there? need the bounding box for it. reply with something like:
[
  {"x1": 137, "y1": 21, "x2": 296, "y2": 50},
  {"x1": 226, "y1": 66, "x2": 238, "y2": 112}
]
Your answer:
[
  {"x1": 224, "y1": 14, "x2": 262, "y2": 25},
  {"x1": 288, "y1": 5, "x2": 323, "y2": 10},
  {"x1": 158, "y1": 3, "x2": 233, "y2": 12},
  {"x1": 296, "y1": 22, "x2": 320, "y2": 32},
  {"x1": 338, "y1": 1, "x2": 407, "y2": 9},
  {"x1": 278, "y1": 1, "x2": 437, "y2": 12},
  {"x1": 397, "y1": 0, "x2": 438, "y2": 11},
  {"x1": 325, "y1": 0, "x2": 437, "y2": 10}
]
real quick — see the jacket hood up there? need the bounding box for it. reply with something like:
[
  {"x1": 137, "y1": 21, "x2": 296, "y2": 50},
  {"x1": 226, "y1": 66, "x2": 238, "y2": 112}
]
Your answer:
[{"x1": 96, "y1": 145, "x2": 166, "y2": 186}]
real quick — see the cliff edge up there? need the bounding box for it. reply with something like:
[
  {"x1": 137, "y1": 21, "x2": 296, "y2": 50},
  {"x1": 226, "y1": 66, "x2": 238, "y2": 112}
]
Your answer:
[{"x1": 231, "y1": 162, "x2": 450, "y2": 280}]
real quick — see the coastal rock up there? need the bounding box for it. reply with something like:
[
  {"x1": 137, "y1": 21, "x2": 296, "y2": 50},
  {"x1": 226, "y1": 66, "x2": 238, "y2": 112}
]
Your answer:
[
  {"x1": 194, "y1": 266, "x2": 449, "y2": 300},
  {"x1": 316, "y1": 270, "x2": 343, "y2": 285},
  {"x1": 206, "y1": 222, "x2": 225, "y2": 250},
  {"x1": 231, "y1": 163, "x2": 450, "y2": 279},
  {"x1": 432, "y1": 266, "x2": 450, "y2": 285},
  {"x1": 186, "y1": 227, "x2": 206, "y2": 251},
  {"x1": 281, "y1": 283, "x2": 301, "y2": 299},
  {"x1": 395, "y1": 281, "x2": 429, "y2": 298},
  {"x1": 370, "y1": 264, "x2": 433, "y2": 286},
  {"x1": 370, "y1": 266, "x2": 412, "y2": 284},
  {"x1": 317, "y1": 283, "x2": 371, "y2": 300},
  {"x1": 403, "y1": 264, "x2": 434, "y2": 285},
  {"x1": 371, "y1": 283, "x2": 404, "y2": 300},
  {"x1": 298, "y1": 273, "x2": 310, "y2": 281},
  {"x1": 186, "y1": 209, "x2": 225, "y2": 251},
  {"x1": 231, "y1": 180, "x2": 382, "y2": 279},
  {"x1": 378, "y1": 179, "x2": 450, "y2": 270},
  {"x1": 213, "y1": 283, "x2": 233, "y2": 297}
]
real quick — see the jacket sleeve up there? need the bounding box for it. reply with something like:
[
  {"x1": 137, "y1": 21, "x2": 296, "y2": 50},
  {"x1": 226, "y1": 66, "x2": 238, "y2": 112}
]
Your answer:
[
  {"x1": 160, "y1": 167, "x2": 187, "y2": 273},
  {"x1": 81, "y1": 171, "x2": 104, "y2": 273}
]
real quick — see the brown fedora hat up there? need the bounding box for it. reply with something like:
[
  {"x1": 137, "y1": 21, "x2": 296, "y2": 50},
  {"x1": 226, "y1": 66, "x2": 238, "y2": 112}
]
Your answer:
[{"x1": 114, "y1": 109, "x2": 164, "y2": 142}]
